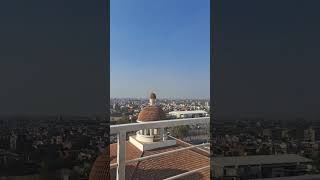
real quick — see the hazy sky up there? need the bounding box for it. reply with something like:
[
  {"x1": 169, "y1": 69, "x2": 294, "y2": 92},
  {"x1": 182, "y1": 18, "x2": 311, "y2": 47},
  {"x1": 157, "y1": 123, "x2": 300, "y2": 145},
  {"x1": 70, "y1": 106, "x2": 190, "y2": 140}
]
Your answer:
[
  {"x1": 110, "y1": 0, "x2": 210, "y2": 99},
  {"x1": 0, "y1": 0, "x2": 106, "y2": 115},
  {"x1": 214, "y1": 0, "x2": 320, "y2": 119}
]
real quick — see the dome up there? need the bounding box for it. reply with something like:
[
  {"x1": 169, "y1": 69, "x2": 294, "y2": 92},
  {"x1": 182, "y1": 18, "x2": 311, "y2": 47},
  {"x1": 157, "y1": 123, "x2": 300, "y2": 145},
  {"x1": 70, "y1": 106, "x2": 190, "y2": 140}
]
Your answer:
[
  {"x1": 89, "y1": 151, "x2": 110, "y2": 180},
  {"x1": 137, "y1": 106, "x2": 166, "y2": 122}
]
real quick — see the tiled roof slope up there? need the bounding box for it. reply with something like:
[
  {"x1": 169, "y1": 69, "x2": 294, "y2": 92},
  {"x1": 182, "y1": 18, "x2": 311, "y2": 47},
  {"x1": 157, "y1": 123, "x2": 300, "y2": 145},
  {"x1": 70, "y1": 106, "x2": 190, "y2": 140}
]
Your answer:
[
  {"x1": 109, "y1": 141, "x2": 210, "y2": 180},
  {"x1": 89, "y1": 149, "x2": 110, "y2": 180}
]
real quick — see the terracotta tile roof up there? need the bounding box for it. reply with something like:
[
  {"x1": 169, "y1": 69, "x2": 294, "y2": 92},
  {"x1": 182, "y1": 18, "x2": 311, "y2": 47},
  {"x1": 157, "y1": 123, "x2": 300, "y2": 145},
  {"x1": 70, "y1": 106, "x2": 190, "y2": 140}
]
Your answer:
[
  {"x1": 89, "y1": 149, "x2": 110, "y2": 180},
  {"x1": 137, "y1": 106, "x2": 166, "y2": 122},
  {"x1": 109, "y1": 141, "x2": 210, "y2": 180}
]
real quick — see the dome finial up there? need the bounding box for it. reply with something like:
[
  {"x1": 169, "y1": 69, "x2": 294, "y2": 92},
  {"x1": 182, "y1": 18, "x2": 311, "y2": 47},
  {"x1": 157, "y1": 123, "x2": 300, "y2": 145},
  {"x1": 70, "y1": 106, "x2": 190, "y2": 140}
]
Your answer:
[
  {"x1": 149, "y1": 91, "x2": 156, "y2": 106},
  {"x1": 150, "y1": 91, "x2": 156, "y2": 100}
]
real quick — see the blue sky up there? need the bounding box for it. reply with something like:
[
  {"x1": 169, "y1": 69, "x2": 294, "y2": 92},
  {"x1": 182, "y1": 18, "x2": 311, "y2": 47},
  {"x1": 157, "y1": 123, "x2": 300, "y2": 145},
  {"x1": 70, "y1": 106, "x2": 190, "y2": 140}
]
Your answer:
[{"x1": 110, "y1": 0, "x2": 210, "y2": 99}]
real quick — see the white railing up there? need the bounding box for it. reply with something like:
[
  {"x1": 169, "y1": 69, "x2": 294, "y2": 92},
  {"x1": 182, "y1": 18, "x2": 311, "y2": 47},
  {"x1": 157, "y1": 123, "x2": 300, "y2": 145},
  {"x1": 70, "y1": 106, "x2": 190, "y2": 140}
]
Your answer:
[{"x1": 110, "y1": 117, "x2": 210, "y2": 180}]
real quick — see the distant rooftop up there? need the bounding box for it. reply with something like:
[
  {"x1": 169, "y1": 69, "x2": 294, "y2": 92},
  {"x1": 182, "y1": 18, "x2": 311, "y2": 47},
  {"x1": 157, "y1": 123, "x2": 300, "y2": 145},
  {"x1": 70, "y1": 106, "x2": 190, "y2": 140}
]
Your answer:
[
  {"x1": 213, "y1": 154, "x2": 312, "y2": 167},
  {"x1": 254, "y1": 174, "x2": 320, "y2": 180},
  {"x1": 169, "y1": 110, "x2": 208, "y2": 114}
]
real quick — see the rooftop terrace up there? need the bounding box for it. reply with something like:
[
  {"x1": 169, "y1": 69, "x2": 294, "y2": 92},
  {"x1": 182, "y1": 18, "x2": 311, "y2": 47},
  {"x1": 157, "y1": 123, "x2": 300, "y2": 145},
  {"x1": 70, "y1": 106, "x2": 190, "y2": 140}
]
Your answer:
[{"x1": 109, "y1": 117, "x2": 210, "y2": 180}]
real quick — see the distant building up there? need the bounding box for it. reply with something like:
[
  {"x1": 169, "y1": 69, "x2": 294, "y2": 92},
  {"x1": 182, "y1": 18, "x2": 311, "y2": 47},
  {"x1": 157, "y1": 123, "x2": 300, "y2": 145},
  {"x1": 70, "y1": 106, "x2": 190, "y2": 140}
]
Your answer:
[
  {"x1": 0, "y1": 149, "x2": 19, "y2": 168},
  {"x1": 255, "y1": 174, "x2": 320, "y2": 180},
  {"x1": 272, "y1": 128, "x2": 285, "y2": 141},
  {"x1": 263, "y1": 129, "x2": 272, "y2": 138},
  {"x1": 10, "y1": 131, "x2": 17, "y2": 150},
  {"x1": 289, "y1": 129, "x2": 305, "y2": 141},
  {"x1": 205, "y1": 101, "x2": 209, "y2": 107},
  {"x1": 313, "y1": 127, "x2": 320, "y2": 141},
  {"x1": 304, "y1": 128, "x2": 315, "y2": 142},
  {"x1": 0, "y1": 119, "x2": 9, "y2": 129},
  {"x1": 55, "y1": 136, "x2": 63, "y2": 144},
  {"x1": 212, "y1": 154, "x2": 312, "y2": 179},
  {"x1": 169, "y1": 110, "x2": 208, "y2": 119}
]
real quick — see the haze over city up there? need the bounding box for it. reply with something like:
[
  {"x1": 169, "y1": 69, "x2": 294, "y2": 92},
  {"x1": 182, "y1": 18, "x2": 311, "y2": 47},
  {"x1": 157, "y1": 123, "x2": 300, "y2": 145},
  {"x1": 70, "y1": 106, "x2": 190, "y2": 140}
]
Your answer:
[
  {"x1": 214, "y1": 0, "x2": 320, "y2": 120},
  {"x1": 0, "y1": 1, "x2": 106, "y2": 115}
]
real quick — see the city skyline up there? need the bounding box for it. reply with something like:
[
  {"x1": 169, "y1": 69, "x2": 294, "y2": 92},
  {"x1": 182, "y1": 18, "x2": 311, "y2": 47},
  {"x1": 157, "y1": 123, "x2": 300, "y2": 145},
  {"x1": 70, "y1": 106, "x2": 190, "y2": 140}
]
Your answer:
[
  {"x1": 110, "y1": 94, "x2": 210, "y2": 100},
  {"x1": 110, "y1": 0, "x2": 210, "y2": 99}
]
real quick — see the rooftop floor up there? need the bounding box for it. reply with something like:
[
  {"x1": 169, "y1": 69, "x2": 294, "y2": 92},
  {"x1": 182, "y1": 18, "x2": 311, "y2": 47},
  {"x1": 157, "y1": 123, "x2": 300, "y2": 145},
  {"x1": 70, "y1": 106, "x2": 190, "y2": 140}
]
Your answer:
[{"x1": 109, "y1": 140, "x2": 210, "y2": 180}]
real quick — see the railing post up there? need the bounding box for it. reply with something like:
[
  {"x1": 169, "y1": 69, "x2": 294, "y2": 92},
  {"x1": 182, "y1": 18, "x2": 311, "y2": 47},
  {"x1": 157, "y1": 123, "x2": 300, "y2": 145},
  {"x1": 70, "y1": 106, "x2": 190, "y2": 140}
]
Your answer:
[
  {"x1": 117, "y1": 131, "x2": 126, "y2": 180},
  {"x1": 160, "y1": 128, "x2": 167, "y2": 141}
]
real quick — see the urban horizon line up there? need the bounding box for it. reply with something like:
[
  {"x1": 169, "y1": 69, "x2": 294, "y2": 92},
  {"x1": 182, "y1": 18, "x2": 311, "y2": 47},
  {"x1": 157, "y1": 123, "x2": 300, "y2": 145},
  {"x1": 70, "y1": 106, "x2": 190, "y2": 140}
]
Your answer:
[{"x1": 110, "y1": 96, "x2": 210, "y2": 100}]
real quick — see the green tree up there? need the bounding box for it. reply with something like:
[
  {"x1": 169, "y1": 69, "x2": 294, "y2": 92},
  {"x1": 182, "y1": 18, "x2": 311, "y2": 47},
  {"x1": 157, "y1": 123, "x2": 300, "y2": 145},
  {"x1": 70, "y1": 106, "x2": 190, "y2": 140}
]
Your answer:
[{"x1": 117, "y1": 115, "x2": 130, "y2": 124}]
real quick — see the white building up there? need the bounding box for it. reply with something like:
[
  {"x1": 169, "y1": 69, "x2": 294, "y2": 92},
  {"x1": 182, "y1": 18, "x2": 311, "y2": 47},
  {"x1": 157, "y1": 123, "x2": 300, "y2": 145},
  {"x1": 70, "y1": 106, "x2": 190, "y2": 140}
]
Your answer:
[{"x1": 169, "y1": 110, "x2": 209, "y2": 119}]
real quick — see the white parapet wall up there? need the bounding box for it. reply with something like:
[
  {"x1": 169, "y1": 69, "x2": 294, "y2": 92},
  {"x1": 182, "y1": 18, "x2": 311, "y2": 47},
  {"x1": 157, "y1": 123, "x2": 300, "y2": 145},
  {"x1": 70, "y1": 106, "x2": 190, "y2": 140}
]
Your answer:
[{"x1": 129, "y1": 135, "x2": 176, "y2": 151}]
